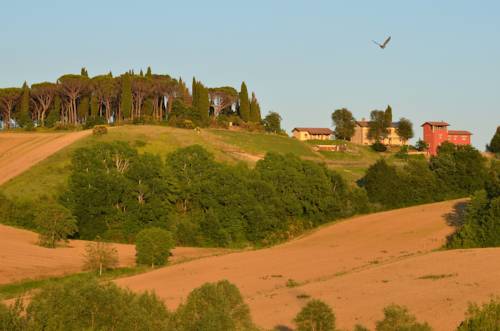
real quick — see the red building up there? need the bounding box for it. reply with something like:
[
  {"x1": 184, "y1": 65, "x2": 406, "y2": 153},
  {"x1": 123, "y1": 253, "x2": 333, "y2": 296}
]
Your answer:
[{"x1": 421, "y1": 121, "x2": 472, "y2": 156}]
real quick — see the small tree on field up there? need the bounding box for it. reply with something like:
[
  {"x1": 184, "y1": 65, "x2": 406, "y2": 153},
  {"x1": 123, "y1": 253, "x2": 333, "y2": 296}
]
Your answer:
[
  {"x1": 34, "y1": 203, "x2": 77, "y2": 248},
  {"x1": 415, "y1": 139, "x2": 428, "y2": 152},
  {"x1": 83, "y1": 237, "x2": 119, "y2": 276},
  {"x1": 294, "y1": 299, "x2": 336, "y2": 331},
  {"x1": 263, "y1": 111, "x2": 282, "y2": 133},
  {"x1": 375, "y1": 304, "x2": 432, "y2": 331},
  {"x1": 135, "y1": 227, "x2": 175, "y2": 267},
  {"x1": 396, "y1": 118, "x2": 414, "y2": 145},
  {"x1": 331, "y1": 108, "x2": 355, "y2": 140}
]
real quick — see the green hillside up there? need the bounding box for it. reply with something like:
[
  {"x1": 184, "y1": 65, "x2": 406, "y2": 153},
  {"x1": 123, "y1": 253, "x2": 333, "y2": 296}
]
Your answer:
[{"x1": 0, "y1": 126, "x2": 388, "y2": 200}]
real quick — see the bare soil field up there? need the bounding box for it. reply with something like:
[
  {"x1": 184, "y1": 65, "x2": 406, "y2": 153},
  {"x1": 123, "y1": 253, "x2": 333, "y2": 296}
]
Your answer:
[
  {"x1": 0, "y1": 224, "x2": 228, "y2": 285},
  {"x1": 0, "y1": 131, "x2": 91, "y2": 185},
  {"x1": 116, "y1": 199, "x2": 500, "y2": 331}
]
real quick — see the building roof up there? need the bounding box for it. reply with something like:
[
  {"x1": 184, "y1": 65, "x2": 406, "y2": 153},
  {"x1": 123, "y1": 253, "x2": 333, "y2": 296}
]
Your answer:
[
  {"x1": 355, "y1": 121, "x2": 400, "y2": 128},
  {"x1": 421, "y1": 121, "x2": 450, "y2": 127},
  {"x1": 448, "y1": 130, "x2": 472, "y2": 135},
  {"x1": 292, "y1": 127, "x2": 333, "y2": 135}
]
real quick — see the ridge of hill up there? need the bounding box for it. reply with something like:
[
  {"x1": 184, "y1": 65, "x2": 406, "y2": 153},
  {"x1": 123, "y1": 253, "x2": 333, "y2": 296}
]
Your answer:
[{"x1": 0, "y1": 126, "x2": 390, "y2": 200}]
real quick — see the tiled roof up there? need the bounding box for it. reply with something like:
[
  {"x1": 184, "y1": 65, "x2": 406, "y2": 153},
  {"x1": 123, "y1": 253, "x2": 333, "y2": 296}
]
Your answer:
[
  {"x1": 448, "y1": 130, "x2": 472, "y2": 135},
  {"x1": 292, "y1": 127, "x2": 333, "y2": 135},
  {"x1": 421, "y1": 121, "x2": 450, "y2": 127}
]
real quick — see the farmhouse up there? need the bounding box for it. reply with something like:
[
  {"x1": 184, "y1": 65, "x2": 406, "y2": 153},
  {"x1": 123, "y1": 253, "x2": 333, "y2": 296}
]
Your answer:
[
  {"x1": 351, "y1": 120, "x2": 407, "y2": 146},
  {"x1": 292, "y1": 127, "x2": 333, "y2": 141},
  {"x1": 422, "y1": 121, "x2": 472, "y2": 156}
]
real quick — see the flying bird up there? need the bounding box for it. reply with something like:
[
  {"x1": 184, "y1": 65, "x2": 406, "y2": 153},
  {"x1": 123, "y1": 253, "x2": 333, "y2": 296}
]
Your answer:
[{"x1": 372, "y1": 36, "x2": 391, "y2": 49}]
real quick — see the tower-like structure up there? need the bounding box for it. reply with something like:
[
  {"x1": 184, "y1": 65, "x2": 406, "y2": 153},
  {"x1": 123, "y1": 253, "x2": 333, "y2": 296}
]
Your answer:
[{"x1": 421, "y1": 121, "x2": 472, "y2": 156}]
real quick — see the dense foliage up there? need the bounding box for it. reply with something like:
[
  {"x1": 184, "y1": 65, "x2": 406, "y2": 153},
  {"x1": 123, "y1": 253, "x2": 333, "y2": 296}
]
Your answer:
[
  {"x1": 375, "y1": 304, "x2": 432, "y2": 331},
  {"x1": 61, "y1": 142, "x2": 368, "y2": 247},
  {"x1": 0, "y1": 68, "x2": 263, "y2": 130},
  {"x1": 362, "y1": 143, "x2": 489, "y2": 209},
  {"x1": 487, "y1": 126, "x2": 500, "y2": 154},
  {"x1": 331, "y1": 108, "x2": 355, "y2": 140},
  {"x1": 456, "y1": 298, "x2": 500, "y2": 331}
]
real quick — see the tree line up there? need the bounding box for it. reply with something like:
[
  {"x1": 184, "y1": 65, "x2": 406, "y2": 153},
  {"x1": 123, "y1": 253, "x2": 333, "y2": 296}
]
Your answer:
[
  {"x1": 1, "y1": 276, "x2": 498, "y2": 331},
  {"x1": 0, "y1": 67, "x2": 264, "y2": 130},
  {"x1": 332, "y1": 106, "x2": 414, "y2": 145}
]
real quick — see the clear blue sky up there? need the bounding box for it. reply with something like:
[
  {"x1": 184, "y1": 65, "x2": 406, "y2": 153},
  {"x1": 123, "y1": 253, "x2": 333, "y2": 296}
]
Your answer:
[{"x1": 1, "y1": 0, "x2": 498, "y2": 148}]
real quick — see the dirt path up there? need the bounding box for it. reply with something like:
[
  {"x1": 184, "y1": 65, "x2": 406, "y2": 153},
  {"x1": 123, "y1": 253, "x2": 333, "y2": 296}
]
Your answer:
[
  {"x1": 0, "y1": 131, "x2": 92, "y2": 185},
  {"x1": 0, "y1": 224, "x2": 229, "y2": 285},
  {"x1": 116, "y1": 199, "x2": 500, "y2": 331}
]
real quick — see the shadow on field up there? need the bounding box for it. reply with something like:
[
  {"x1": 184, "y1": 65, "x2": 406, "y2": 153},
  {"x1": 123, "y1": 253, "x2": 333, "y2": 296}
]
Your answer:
[
  {"x1": 273, "y1": 325, "x2": 293, "y2": 331},
  {"x1": 444, "y1": 201, "x2": 468, "y2": 228}
]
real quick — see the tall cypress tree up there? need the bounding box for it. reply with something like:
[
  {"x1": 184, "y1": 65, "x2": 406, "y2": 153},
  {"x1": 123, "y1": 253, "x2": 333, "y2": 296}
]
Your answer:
[
  {"x1": 239, "y1": 82, "x2": 250, "y2": 122},
  {"x1": 198, "y1": 83, "x2": 209, "y2": 126},
  {"x1": 81, "y1": 67, "x2": 89, "y2": 78},
  {"x1": 249, "y1": 92, "x2": 261, "y2": 122},
  {"x1": 120, "y1": 74, "x2": 133, "y2": 120},
  {"x1": 384, "y1": 105, "x2": 393, "y2": 128},
  {"x1": 90, "y1": 94, "x2": 99, "y2": 118},
  {"x1": 16, "y1": 81, "x2": 31, "y2": 127},
  {"x1": 146, "y1": 66, "x2": 152, "y2": 78}
]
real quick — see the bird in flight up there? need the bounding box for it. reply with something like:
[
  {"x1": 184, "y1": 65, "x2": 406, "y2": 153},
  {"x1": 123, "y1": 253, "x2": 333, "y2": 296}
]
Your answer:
[{"x1": 372, "y1": 36, "x2": 391, "y2": 49}]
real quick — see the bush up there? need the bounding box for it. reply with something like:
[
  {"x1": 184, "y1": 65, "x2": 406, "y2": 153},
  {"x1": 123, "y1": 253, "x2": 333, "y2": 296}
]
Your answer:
[
  {"x1": 375, "y1": 304, "x2": 432, "y2": 331},
  {"x1": 174, "y1": 280, "x2": 256, "y2": 331},
  {"x1": 0, "y1": 299, "x2": 26, "y2": 331},
  {"x1": 83, "y1": 116, "x2": 106, "y2": 129},
  {"x1": 371, "y1": 141, "x2": 387, "y2": 152},
  {"x1": 34, "y1": 202, "x2": 77, "y2": 248},
  {"x1": 92, "y1": 125, "x2": 108, "y2": 135},
  {"x1": 83, "y1": 238, "x2": 119, "y2": 276},
  {"x1": 135, "y1": 227, "x2": 175, "y2": 267},
  {"x1": 457, "y1": 298, "x2": 500, "y2": 331},
  {"x1": 25, "y1": 277, "x2": 171, "y2": 331},
  {"x1": 294, "y1": 299, "x2": 336, "y2": 331}
]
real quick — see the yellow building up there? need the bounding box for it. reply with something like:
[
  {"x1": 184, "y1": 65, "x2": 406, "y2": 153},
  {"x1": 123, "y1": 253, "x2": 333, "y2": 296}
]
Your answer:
[
  {"x1": 351, "y1": 120, "x2": 406, "y2": 146},
  {"x1": 292, "y1": 127, "x2": 333, "y2": 141}
]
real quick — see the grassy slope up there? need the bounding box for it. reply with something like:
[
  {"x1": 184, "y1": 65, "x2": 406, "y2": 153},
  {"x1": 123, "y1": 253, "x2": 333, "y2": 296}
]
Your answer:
[{"x1": 1, "y1": 126, "x2": 389, "y2": 200}]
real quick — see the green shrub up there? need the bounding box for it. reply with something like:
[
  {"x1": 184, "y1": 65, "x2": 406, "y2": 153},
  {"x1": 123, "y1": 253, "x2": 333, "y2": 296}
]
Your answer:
[
  {"x1": 371, "y1": 141, "x2": 387, "y2": 152},
  {"x1": 25, "y1": 277, "x2": 171, "y2": 331},
  {"x1": 174, "y1": 280, "x2": 256, "y2": 331},
  {"x1": 294, "y1": 299, "x2": 336, "y2": 331},
  {"x1": 92, "y1": 125, "x2": 108, "y2": 135},
  {"x1": 457, "y1": 298, "x2": 500, "y2": 331},
  {"x1": 135, "y1": 227, "x2": 175, "y2": 267},
  {"x1": 83, "y1": 238, "x2": 119, "y2": 276},
  {"x1": 375, "y1": 304, "x2": 432, "y2": 331},
  {"x1": 0, "y1": 299, "x2": 26, "y2": 331}
]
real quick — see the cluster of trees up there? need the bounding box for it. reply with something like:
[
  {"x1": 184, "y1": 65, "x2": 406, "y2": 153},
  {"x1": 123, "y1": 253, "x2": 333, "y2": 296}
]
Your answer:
[
  {"x1": 60, "y1": 142, "x2": 369, "y2": 247},
  {"x1": 0, "y1": 68, "x2": 264, "y2": 130},
  {"x1": 447, "y1": 161, "x2": 500, "y2": 248},
  {"x1": 2, "y1": 277, "x2": 498, "y2": 331},
  {"x1": 331, "y1": 106, "x2": 414, "y2": 145},
  {"x1": 361, "y1": 142, "x2": 490, "y2": 209}
]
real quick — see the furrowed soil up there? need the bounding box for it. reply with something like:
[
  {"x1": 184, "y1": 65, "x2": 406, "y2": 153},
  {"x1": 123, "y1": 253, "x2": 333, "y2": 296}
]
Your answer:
[
  {"x1": 0, "y1": 224, "x2": 228, "y2": 285},
  {"x1": 0, "y1": 131, "x2": 91, "y2": 185},
  {"x1": 116, "y1": 199, "x2": 500, "y2": 331}
]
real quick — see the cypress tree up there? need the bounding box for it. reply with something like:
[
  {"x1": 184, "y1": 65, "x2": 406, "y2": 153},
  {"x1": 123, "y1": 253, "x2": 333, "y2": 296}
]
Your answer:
[
  {"x1": 120, "y1": 74, "x2": 133, "y2": 120},
  {"x1": 16, "y1": 81, "x2": 31, "y2": 127},
  {"x1": 249, "y1": 92, "x2": 261, "y2": 122},
  {"x1": 77, "y1": 96, "x2": 90, "y2": 119},
  {"x1": 46, "y1": 95, "x2": 61, "y2": 127},
  {"x1": 81, "y1": 67, "x2": 89, "y2": 78},
  {"x1": 198, "y1": 83, "x2": 209, "y2": 126},
  {"x1": 384, "y1": 105, "x2": 393, "y2": 127},
  {"x1": 146, "y1": 66, "x2": 152, "y2": 78},
  {"x1": 239, "y1": 82, "x2": 250, "y2": 122},
  {"x1": 192, "y1": 77, "x2": 198, "y2": 108},
  {"x1": 90, "y1": 94, "x2": 99, "y2": 118}
]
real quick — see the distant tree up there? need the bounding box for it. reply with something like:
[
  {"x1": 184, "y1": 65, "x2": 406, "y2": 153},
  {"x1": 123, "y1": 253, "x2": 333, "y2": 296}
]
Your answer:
[
  {"x1": 135, "y1": 227, "x2": 175, "y2": 267},
  {"x1": 0, "y1": 88, "x2": 22, "y2": 129},
  {"x1": 119, "y1": 73, "x2": 133, "y2": 121},
  {"x1": 34, "y1": 202, "x2": 77, "y2": 248},
  {"x1": 368, "y1": 110, "x2": 389, "y2": 142},
  {"x1": 45, "y1": 95, "x2": 61, "y2": 127},
  {"x1": 396, "y1": 117, "x2": 414, "y2": 144},
  {"x1": 146, "y1": 66, "x2": 152, "y2": 78},
  {"x1": 77, "y1": 94, "x2": 90, "y2": 120},
  {"x1": 92, "y1": 74, "x2": 117, "y2": 122},
  {"x1": 57, "y1": 74, "x2": 89, "y2": 124},
  {"x1": 249, "y1": 92, "x2": 262, "y2": 122},
  {"x1": 238, "y1": 82, "x2": 250, "y2": 122},
  {"x1": 294, "y1": 299, "x2": 336, "y2": 331},
  {"x1": 192, "y1": 80, "x2": 209, "y2": 125},
  {"x1": 83, "y1": 237, "x2": 119, "y2": 276},
  {"x1": 80, "y1": 67, "x2": 89, "y2": 77},
  {"x1": 131, "y1": 75, "x2": 152, "y2": 120},
  {"x1": 208, "y1": 87, "x2": 238, "y2": 117},
  {"x1": 457, "y1": 298, "x2": 500, "y2": 331},
  {"x1": 375, "y1": 304, "x2": 432, "y2": 331},
  {"x1": 487, "y1": 126, "x2": 500, "y2": 153},
  {"x1": 415, "y1": 139, "x2": 428, "y2": 152},
  {"x1": 263, "y1": 111, "x2": 282, "y2": 133},
  {"x1": 174, "y1": 280, "x2": 256, "y2": 331},
  {"x1": 331, "y1": 108, "x2": 355, "y2": 140},
  {"x1": 31, "y1": 82, "x2": 58, "y2": 127},
  {"x1": 16, "y1": 82, "x2": 31, "y2": 128},
  {"x1": 384, "y1": 105, "x2": 393, "y2": 128}
]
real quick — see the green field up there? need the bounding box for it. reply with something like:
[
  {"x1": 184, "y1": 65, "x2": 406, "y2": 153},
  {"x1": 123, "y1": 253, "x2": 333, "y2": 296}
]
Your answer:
[{"x1": 0, "y1": 126, "x2": 392, "y2": 200}]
